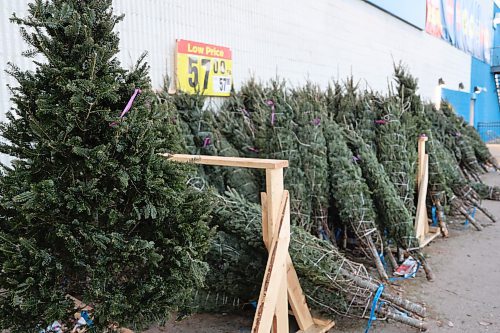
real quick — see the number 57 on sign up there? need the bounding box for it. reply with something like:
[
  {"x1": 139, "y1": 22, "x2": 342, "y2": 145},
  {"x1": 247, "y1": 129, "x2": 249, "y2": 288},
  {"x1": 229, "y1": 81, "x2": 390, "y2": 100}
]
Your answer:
[{"x1": 176, "y1": 39, "x2": 233, "y2": 96}]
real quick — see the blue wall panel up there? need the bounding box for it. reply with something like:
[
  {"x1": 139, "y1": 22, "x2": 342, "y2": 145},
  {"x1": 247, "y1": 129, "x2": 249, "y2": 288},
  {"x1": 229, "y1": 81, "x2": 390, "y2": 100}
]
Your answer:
[
  {"x1": 364, "y1": 0, "x2": 426, "y2": 29},
  {"x1": 442, "y1": 88, "x2": 471, "y2": 121},
  {"x1": 471, "y1": 57, "x2": 499, "y2": 127}
]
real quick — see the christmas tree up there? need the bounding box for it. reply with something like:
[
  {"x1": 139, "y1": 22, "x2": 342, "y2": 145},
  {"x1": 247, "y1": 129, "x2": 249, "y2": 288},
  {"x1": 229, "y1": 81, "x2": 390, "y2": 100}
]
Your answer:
[
  {"x1": 204, "y1": 188, "x2": 426, "y2": 329},
  {"x1": 0, "y1": 1, "x2": 213, "y2": 330}
]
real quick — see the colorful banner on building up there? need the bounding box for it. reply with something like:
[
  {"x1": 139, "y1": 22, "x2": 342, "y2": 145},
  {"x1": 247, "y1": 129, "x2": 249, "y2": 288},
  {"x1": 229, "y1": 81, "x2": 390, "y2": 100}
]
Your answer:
[
  {"x1": 426, "y1": 0, "x2": 444, "y2": 38},
  {"x1": 425, "y1": 0, "x2": 493, "y2": 62},
  {"x1": 443, "y1": 0, "x2": 456, "y2": 43}
]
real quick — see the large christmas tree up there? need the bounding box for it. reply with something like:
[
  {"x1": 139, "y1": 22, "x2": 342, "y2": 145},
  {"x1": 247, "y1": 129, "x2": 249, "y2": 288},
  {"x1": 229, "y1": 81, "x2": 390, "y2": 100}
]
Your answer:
[{"x1": 0, "y1": 0, "x2": 213, "y2": 331}]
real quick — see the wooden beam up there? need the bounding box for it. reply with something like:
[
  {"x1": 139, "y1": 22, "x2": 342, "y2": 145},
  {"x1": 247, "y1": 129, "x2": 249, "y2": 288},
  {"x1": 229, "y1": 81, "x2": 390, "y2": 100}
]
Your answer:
[
  {"x1": 297, "y1": 317, "x2": 336, "y2": 333},
  {"x1": 266, "y1": 188, "x2": 290, "y2": 333},
  {"x1": 162, "y1": 153, "x2": 288, "y2": 169},
  {"x1": 261, "y1": 192, "x2": 270, "y2": 249},
  {"x1": 286, "y1": 255, "x2": 315, "y2": 330},
  {"x1": 274, "y1": 193, "x2": 291, "y2": 332},
  {"x1": 266, "y1": 168, "x2": 285, "y2": 245},
  {"x1": 417, "y1": 135, "x2": 428, "y2": 188},
  {"x1": 274, "y1": 273, "x2": 289, "y2": 332},
  {"x1": 415, "y1": 154, "x2": 429, "y2": 243},
  {"x1": 418, "y1": 231, "x2": 440, "y2": 248},
  {"x1": 262, "y1": 192, "x2": 316, "y2": 331},
  {"x1": 252, "y1": 192, "x2": 290, "y2": 333},
  {"x1": 66, "y1": 294, "x2": 92, "y2": 312}
]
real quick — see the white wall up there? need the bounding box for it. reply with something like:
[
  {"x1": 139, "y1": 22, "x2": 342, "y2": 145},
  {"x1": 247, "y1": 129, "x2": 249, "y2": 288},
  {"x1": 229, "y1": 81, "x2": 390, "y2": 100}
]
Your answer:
[
  {"x1": 113, "y1": 0, "x2": 472, "y2": 99},
  {"x1": 0, "y1": 0, "x2": 473, "y2": 162},
  {"x1": 0, "y1": 2, "x2": 38, "y2": 165},
  {"x1": 0, "y1": 1, "x2": 36, "y2": 123}
]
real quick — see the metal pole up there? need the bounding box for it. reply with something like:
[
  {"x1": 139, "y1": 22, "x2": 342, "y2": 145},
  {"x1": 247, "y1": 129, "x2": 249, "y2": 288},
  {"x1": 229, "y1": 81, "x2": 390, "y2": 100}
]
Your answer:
[{"x1": 469, "y1": 95, "x2": 476, "y2": 126}]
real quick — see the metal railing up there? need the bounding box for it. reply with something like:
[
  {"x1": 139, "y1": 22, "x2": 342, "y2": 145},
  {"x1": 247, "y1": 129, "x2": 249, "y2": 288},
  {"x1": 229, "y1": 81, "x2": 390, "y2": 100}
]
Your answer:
[{"x1": 477, "y1": 121, "x2": 500, "y2": 143}]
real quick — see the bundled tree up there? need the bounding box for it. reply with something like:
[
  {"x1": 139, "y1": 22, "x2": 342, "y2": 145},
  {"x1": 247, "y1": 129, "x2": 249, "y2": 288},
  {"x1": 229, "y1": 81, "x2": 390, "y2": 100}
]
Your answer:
[
  {"x1": 346, "y1": 131, "x2": 434, "y2": 280},
  {"x1": 440, "y1": 103, "x2": 488, "y2": 177},
  {"x1": 472, "y1": 182, "x2": 500, "y2": 201},
  {"x1": 460, "y1": 122, "x2": 498, "y2": 169},
  {"x1": 202, "y1": 189, "x2": 427, "y2": 330},
  {"x1": 215, "y1": 80, "x2": 260, "y2": 157},
  {"x1": 211, "y1": 80, "x2": 327, "y2": 233},
  {"x1": 393, "y1": 63, "x2": 423, "y2": 147},
  {"x1": 323, "y1": 121, "x2": 388, "y2": 280},
  {"x1": 420, "y1": 104, "x2": 496, "y2": 224},
  {"x1": 250, "y1": 80, "x2": 316, "y2": 230},
  {"x1": 429, "y1": 138, "x2": 490, "y2": 229},
  {"x1": 0, "y1": 1, "x2": 213, "y2": 331},
  {"x1": 166, "y1": 90, "x2": 260, "y2": 200},
  {"x1": 374, "y1": 92, "x2": 417, "y2": 216},
  {"x1": 424, "y1": 133, "x2": 450, "y2": 237},
  {"x1": 393, "y1": 66, "x2": 494, "y2": 228},
  {"x1": 289, "y1": 83, "x2": 330, "y2": 234},
  {"x1": 423, "y1": 102, "x2": 483, "y2": 181},
  {"x1": 187, "y1": 230, "x2": 266, "y2": 313}
]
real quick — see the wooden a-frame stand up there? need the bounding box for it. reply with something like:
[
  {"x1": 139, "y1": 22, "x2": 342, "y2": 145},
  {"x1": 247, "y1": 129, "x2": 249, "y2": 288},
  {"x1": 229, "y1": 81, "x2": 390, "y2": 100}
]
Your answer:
[
  {"x1": 164, "y1": 154, "x2": 335, "y2": 333},
  {"x1": 414, "y1": 136, "x2": 440, "y2": 247}
]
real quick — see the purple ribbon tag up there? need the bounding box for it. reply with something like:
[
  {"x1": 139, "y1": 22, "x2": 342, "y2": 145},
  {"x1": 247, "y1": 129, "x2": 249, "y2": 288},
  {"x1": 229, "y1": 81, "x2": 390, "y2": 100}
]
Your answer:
[
  {"x1": 239, "y1": 108, "x2": 250, "y2": 117},
  {"x1": 312, "y1": 117, "x2": 321, "y2": 126},
  {"x1": 374, "y1": 119, "x2": 387, "y2": 125},
  {"x1": 266, "y1": 100, "x2": 276, "y2": 125},
  {"x1": 202, "y1": 137, "x2": 211, "y2": 148},
  {"x1": 248, "y1": 147, "x2": 259, "y2": 153},
  {"x1": 352, "y1": 155, "x2": 361, "y2": 162},
  {"x1": 110, "y1": 88, "x2": 141, "y2": 127}
]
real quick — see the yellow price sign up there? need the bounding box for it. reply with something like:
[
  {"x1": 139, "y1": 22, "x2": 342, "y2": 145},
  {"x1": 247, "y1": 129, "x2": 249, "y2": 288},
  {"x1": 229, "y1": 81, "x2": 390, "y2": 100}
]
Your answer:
[{"x1": 176, "y1": 39, "x2": 233, "y2": 96}]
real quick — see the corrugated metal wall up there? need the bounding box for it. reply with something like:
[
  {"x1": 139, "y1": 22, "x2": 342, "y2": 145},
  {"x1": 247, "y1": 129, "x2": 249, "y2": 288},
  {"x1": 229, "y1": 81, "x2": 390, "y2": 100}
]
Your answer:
[
  {"x1": 0, "y1": 2, "x2": 37, "y2": 165},
  {"x1": 113, "y1": 0, "x2": 472, "y2": 97},
  {"x1": 0, "y1": 0, "x2": 473, "y2": 164}
]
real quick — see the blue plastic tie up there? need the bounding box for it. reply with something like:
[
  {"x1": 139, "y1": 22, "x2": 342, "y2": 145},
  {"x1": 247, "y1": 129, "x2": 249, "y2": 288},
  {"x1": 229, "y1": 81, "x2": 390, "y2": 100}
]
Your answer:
[
  {"x1": 335, "y1": 228, "x2": 342, "y2": 241},
  {"x1": 378, "y1": 252, "x2": 388, "y2": 271},
  {"x1": 365, "y1": 260, "x2": 421, "y2": 333},
  {"x1": 81, "y1": 310, "x2": 94, "y2": 328},
  {"x1": 319, "y1": 229, "x2": 329, "y2": 241},
  {"x1": 431, "y1": 206, "x2": 438, "y2": 227},
  {"x1": 464, "y1": 206, "x2": 476, "y2": 225},
  {"x1": 364, "y1": 283, "x2": 385, "y2": 333}
]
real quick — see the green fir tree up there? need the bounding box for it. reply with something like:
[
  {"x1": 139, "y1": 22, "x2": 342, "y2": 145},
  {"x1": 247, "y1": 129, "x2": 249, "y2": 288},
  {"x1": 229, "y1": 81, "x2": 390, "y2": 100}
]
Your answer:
[{"x1": 0, "y1": 1, "x2": 213, "y2": 331}]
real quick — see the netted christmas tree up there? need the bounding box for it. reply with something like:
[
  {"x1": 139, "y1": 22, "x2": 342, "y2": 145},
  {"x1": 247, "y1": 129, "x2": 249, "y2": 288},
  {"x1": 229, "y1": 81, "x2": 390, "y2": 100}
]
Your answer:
[
  {"x1": 419, "y1": 101, "x2": 496, "y2": 224},
  {"x1": 440, "y1": 102, "x2": 487, "y2": 178},
  {"x1": 200, "y1": 79, "x2": 330, "y2": 233},
  {"x1": 288, "y1": 83, "x2": 330, "y2": 234},
  {"x1": 197, "y1": 189, "x2": 427, "y2": 329},
  {"x1": 166, "y1": 68, "x2": 495, "y2": 329},
  {"x1": 374, "y1": 91, "x2": 417, "y2": 216},
  {"x1": 0, "y1": 1, "x2": 213, "y2": 331},
  {"x1": 322, "y1": 121, "x2": 388, "y2": 280},
  {"x1": 392, "y1": 66, "x2": 495, "y2": 227}
]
